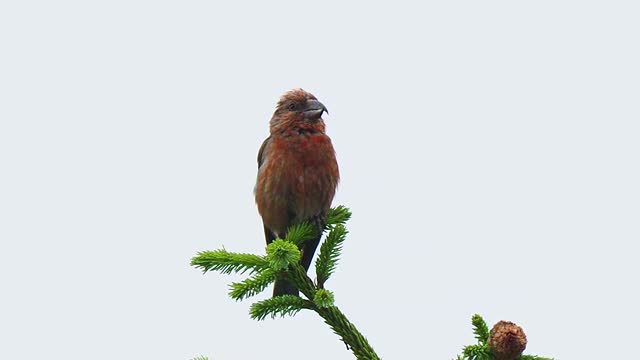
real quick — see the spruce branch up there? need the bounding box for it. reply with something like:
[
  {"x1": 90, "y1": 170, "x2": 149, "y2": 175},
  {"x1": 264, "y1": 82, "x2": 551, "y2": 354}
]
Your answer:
[
  {"x1": 462, "y1": 344, "x2": 492, "y2": 360},
  {"x1": 191, "y1": 250, "x2": 267, "y2": 275},
  {"x1": 284, "y1": 222, "x2": 317, "y2": 246},
  {"x1": 315, "y1": 224, "x2": 347, "y2": 288},
  {"x1": 191, "y1": 205, "x2": 555, "y2": 360},
  {"x1": 315, "y1": 305, "x2": 380, "y2": 360},
  {"x1": 229, "y1": 269, "x2": 276, "y2": 301},
  {"x1": 472, "y1": 313, "x2": 490, "y2": 345},
  {"x1": 325, "y1": 205, "x2": 352, "y2": 228},
  {"x1": 313, "y1": 289, "x2": 335, "y2": 308},
  {"x1": 288, "y1": 263, "x2": 378, "y2": 360},
  {"x1": 190, "y1": 206, "x2": 383, "y2": 359},
  {"x1": 265, "y1": 239, "x2": 301, "y2": 271},
  {"x1": 249, "y1": 295, "x2": 307, "y2": 321},
  {"x1": 288, "y1": 262, "x2": 318, "y2": 300}
]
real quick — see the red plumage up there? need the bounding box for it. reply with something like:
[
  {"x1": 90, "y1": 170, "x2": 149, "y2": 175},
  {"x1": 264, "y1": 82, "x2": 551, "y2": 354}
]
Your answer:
[{"x1": 255, "y1": 89, "x2": 339, "y2": 296}]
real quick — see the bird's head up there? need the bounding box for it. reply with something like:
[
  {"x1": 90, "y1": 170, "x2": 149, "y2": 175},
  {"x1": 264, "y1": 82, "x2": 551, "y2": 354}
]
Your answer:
[{"x1": 270, "y1": 89, "x2": 328, "y2": 134}]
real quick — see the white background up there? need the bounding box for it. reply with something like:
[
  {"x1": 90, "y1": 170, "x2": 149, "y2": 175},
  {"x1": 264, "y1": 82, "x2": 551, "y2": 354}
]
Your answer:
[{"x1": 1, "y1": 1, "x2": 638, "y2": 359}]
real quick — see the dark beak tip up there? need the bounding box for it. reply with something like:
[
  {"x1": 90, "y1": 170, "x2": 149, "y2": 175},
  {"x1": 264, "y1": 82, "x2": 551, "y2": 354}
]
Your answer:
[{"x1": 303, "y1": 99, "x2": 328, "y2": 119}]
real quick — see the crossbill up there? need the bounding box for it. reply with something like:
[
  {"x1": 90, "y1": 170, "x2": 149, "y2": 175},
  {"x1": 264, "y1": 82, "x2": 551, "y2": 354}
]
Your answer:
[{"x1": 255, "y1": 89, "x2": 340, "y2": 297}]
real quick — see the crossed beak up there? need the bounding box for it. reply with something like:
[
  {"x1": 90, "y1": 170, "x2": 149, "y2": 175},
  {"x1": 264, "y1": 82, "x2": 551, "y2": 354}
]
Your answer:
[{"x1": 303, "y1": 99, "x2": 328, "y2": 120}]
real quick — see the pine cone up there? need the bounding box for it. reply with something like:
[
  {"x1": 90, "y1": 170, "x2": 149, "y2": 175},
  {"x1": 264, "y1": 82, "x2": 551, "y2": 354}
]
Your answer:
[{"x1": 487, "y1": 320, "x2": 527, "y2": 360}]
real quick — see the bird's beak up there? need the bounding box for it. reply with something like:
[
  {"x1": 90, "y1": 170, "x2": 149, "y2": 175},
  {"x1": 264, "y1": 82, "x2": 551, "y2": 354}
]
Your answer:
[{"x1": 303, "y1": 99, "x2": 328, "y2": 120}]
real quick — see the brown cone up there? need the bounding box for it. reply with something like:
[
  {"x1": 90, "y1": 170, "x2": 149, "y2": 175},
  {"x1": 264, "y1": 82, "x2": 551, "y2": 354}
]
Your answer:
[{"x1": 487, "y1": 320, "x2": 527, "y2": 360}]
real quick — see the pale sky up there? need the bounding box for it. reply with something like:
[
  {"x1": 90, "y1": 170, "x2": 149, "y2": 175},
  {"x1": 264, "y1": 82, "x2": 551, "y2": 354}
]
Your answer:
[{"x1": 1, "y1": 1, "x2": 639, "y2": 359}]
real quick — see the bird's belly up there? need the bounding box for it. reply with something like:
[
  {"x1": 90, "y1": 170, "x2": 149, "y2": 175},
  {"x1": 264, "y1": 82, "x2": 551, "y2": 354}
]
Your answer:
[{"x1": 256, "y1": 140, "x2": 338, "y2": 235}]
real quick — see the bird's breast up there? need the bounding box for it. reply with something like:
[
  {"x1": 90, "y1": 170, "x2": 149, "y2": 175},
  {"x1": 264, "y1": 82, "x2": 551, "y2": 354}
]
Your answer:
[
  {"x1": 256, "y1": 133, "x2": 339, "y2": 234},
  {"x1": 273, "y1": 134, "x2": 331, "y2": 163}
]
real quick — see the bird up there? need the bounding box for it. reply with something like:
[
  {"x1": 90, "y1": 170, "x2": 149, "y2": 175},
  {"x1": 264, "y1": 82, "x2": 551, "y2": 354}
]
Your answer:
[{"x1": 255, "y1": 89, "x2": 340, "y2": 297}]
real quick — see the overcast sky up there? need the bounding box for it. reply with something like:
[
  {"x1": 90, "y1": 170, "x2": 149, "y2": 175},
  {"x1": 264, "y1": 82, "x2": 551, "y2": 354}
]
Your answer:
[{"x1": 1, "y1": 1, "x2": 638, "y2": 359}]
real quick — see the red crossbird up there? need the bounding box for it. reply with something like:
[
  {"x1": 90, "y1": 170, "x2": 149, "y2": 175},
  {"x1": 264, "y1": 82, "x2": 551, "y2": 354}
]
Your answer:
[{"x1": 255, "y1": 89, "x2": 340, "y2": 297}]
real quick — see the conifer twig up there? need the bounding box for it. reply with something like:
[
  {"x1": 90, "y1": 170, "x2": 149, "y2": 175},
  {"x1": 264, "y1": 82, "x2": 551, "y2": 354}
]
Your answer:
[
  {"x1": 191, "y1": 206, "x2": 381, "y2": 359},
  {"x1": 191, "y1": 207, "x2": 554, "y2": 360}
]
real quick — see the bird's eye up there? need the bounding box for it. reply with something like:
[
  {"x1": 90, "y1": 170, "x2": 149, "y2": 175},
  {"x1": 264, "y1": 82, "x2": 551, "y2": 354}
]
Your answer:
[{"x1": 288, "y1": 103, "x2": 297, "y2": 111}]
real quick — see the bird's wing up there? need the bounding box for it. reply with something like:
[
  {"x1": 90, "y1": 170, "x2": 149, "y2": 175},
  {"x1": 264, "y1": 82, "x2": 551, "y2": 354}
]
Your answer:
[
  {"x1": 257, "y1": 136, "x2": 271, "y2": 168},
  {"x1": 258, "y1": 136, "x2": 276, "y2": 245}
]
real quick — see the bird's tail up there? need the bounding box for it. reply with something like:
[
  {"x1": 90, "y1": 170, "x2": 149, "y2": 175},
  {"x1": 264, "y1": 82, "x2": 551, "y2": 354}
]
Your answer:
[{"x1": 273, "y1": 279, "x2": 299, "y2": 297}]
